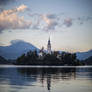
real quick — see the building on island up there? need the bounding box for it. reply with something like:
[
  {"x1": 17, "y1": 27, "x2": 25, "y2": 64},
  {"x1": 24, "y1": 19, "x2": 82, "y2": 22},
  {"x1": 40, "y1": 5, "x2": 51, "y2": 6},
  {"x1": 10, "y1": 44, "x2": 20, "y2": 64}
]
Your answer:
[
  {"x1": 38, "y1": 46, "x2": 45, "y2": 59},
  {"x1": 47, "y1": 37, "x2": 51, "y2": 54},
  {"x1": 38, "y1": 37, "x2": 52, "y2": 59}
]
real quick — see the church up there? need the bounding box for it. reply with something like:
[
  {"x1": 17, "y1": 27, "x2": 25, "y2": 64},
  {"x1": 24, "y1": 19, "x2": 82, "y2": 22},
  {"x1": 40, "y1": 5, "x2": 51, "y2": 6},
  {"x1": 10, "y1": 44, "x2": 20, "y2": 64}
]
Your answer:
[
  {"x1": 47, "y1": 37, "x2": 51, "y2": 54},
  {"x1": 38, "y1": 37, "x2": 52, "y2": 58}
]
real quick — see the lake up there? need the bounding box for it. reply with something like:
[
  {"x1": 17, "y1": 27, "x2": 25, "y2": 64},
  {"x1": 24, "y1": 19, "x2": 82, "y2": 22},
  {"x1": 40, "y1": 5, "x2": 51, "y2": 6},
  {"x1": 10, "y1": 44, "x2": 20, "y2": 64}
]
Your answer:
[{"x1": 0, "y1": 65, "x2": 92, "y2": 92}]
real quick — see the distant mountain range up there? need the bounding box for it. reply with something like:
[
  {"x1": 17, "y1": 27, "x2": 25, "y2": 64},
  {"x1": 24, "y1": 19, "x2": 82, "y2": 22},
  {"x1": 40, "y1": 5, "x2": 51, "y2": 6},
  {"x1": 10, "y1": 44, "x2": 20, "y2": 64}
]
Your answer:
[
  {"x1": 83, "y1": 56, "x2": 92, "y2": 65},
  {"x1": 76, "y1": 49, "x2": 92, "y2": 60},
  {"x1": 0, "y1": 40, "x2": 92, "y2": 61},
  {"x1": 0, "y1": 56, "x2": 8, "y2": 64},
  {"x1": 0, "y1": 40, "x2": 39, "y2": 60}
]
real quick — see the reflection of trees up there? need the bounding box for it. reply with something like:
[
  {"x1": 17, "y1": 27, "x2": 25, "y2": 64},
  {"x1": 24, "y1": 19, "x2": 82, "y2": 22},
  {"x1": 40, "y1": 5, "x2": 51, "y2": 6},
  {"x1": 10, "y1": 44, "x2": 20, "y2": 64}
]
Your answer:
[
  {"x1": 0, "y1": 68, "x2": 37, "y2": 92},
  {"x1": 0, "y1": 67, "x2": 92, "y2": 92},
  {"x1": 59, "y1": 68, "x2": 76, "y2": 80},
  {"x1": 17, "y1": 68, "x2": 76, "y2": 92},
  {"x1": 76, "y1": 68, "x2": 92, "y2": 81}
]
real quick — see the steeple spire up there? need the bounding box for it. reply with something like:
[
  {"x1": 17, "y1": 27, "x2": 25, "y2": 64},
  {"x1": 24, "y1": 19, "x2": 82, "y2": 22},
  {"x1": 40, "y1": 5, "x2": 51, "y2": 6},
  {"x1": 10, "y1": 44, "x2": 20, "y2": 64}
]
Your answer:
[
  {"x1": 47, "y1": 37, "x2": 51, "y2": 54},
  {"x1": 49, "y1": 36, "x2": 50, "y2": 41}
]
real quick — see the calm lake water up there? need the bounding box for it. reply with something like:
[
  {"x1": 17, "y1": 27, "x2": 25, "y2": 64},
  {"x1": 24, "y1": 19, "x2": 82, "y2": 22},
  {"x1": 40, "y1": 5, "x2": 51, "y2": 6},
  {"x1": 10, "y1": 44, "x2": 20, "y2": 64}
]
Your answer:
[{"x1": 0, "y1": 66, "x2": 92, "y2": 92}]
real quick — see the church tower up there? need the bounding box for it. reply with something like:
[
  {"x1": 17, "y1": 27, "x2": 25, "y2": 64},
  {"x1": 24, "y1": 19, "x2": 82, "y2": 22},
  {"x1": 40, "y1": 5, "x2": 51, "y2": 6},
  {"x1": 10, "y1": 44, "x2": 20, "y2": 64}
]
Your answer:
[{"x1": 47, "y1": 37, "x2": 51, "y2": 54}]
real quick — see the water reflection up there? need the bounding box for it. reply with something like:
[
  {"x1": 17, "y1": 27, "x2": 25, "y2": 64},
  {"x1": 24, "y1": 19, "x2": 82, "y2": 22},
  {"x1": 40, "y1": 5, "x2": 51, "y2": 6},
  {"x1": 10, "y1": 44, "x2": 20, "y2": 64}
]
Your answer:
[
  {"x1": 17, "y1": 68, "x2": 76, "y2": 92},
  {"x1": 0, "y1": 67, "x2": 92, "y2": 92}
]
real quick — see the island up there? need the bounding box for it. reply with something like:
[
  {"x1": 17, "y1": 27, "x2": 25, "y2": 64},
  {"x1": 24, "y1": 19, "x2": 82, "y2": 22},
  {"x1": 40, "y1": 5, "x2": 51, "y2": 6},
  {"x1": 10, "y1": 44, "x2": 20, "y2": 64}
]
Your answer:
[{"x1": 16, "y1": 50, "x2": 84, "y2": 66}]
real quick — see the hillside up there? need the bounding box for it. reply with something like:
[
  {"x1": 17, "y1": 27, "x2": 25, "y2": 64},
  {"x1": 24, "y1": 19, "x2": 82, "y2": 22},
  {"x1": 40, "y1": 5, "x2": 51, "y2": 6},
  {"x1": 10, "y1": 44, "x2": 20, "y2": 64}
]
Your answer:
[
  {"x1": 0, "y1": 56, "x2": 9, "y2": 64},
  {"x1": 83, "y1": 56, "x2": 92, "y2": 65},
  {"x1": 76, "y1": 49, "x2": 92, "y2": 60},
  {"x1": 0, "y1": 40, "x2": 39, "y2": 60}
]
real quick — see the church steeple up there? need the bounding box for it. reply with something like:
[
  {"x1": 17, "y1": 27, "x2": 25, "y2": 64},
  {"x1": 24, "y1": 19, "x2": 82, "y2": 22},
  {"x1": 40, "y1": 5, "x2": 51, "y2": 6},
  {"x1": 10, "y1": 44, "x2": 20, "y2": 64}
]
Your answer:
[{"x1": 47, "y1": 37, "x2": 51, "y2": 54}]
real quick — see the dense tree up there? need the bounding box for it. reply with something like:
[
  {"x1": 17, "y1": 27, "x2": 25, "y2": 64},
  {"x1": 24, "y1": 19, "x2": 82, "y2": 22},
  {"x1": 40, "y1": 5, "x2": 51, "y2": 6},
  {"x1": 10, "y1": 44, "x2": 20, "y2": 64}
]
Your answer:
[{"x1": 16, "y1": 50, "x2": 83, "y2": 65}]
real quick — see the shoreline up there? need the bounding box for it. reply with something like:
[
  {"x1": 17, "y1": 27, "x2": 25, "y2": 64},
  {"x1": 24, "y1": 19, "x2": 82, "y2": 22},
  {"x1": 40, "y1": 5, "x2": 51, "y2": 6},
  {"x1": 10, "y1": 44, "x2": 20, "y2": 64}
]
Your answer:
[{"x1": 0, "y1": 65, "x2": 92, "y2": 68}]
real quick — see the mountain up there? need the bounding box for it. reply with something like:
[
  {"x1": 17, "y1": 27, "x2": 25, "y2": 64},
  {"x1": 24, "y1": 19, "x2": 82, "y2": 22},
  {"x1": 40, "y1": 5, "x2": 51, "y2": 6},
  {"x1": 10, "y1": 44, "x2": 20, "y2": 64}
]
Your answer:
[
  {"x1": 0, "y1": 56, "x2": 8, "y2": 64},
  {"x1": 76, "y1": 49, "x2": 92, "y2": 60},
  {"x1": 0, "y1": 39, "x2": 91, "y2": 61},
  {"x1": 0, "y1": 40, "x2": 39, "y2": 60},
  {"x1": 83, "y1": 56, "x2": 92, "y2": 65}
]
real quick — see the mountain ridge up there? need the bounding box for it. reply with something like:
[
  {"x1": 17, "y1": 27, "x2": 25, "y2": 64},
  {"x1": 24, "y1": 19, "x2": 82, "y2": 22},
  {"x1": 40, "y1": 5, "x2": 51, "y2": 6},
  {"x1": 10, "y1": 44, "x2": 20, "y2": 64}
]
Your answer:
[
  {"x1": 0, "y1": 40, "x2": 39, "y2": 60},
  {"x1": 76, "y1": 49, "x2": 92, "y2": 60},
  {"x1": 0, "y1": 40, "x2": 92, "y2": 60}
]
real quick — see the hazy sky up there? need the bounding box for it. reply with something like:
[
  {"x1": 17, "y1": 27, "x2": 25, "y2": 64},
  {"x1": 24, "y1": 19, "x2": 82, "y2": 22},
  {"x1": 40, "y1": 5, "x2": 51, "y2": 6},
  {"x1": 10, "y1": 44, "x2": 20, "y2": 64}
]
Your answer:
[{"x1": 0, "y1": 0, "x2": 92, "y2": 52}]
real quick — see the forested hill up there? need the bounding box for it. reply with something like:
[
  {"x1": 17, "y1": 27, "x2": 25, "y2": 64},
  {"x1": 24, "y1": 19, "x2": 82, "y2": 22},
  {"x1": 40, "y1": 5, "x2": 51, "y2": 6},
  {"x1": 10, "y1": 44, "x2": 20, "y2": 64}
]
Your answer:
[
  {"x1": 0, "y1": 40, "x2": 39, "y2": 59},
  {"x1": 83, "y1": 56, "x2": 92, "y2": 65}
]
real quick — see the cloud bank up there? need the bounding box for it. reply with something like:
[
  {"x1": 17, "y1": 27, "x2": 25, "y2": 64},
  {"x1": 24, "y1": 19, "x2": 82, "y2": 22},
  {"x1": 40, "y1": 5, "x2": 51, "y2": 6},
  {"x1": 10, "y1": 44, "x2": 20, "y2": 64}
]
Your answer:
[
  {"x1": 0, "y1": 4, "x2": 92, "y2": 33},
  {"x1": 0, "y1": 4, "x2": 31, "y2": 32},
  {"x1": 29, "y1": 12, "x2": 92, "y2": 32},
  {"x1": 41, "y1": 14, "x2": 58, "y2": 31},
  {"x1": 64, "y1": 18, "x2": 72, "y2": 27}
]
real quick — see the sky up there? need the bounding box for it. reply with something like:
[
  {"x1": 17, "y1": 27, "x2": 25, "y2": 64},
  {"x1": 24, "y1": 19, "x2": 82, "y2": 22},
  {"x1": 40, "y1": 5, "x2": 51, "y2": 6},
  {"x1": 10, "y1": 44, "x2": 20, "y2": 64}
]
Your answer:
[{"x1": 0, "y1": 0, "x2": 92, "y2": 52}]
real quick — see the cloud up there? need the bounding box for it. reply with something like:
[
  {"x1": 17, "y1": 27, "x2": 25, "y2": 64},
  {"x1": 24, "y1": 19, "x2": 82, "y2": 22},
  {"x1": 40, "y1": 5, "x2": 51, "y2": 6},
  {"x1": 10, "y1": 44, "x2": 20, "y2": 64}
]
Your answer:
[
  {"x1": 63, "y1": 18, "x2": 72, "y2": 27},
  {"x1": 32, "y1": 20, "x2": 40, "y2": 30},
  {"x1": 0, "y1": 4, "x2": 31, "y2": 32},
  {"x1": 0, "y1": 2, "x2": 91, "y2": 33},
  {"x1": 46, "y1": 14, "x2": 57, "y2": 19},
  {"x1": 28, "y1": 11, "x2": 92, "y2": 32},
  {"x1": 41, "y1": 14, "x2": 58, "y2": 31},
  {"x1": 16, "y1": 4, "x2": 27, "y2": 12},
  {"x1": 0, "y1": 4, "x2": 27, "y2": 16},
  {"x1": 77, "y1": 16, "x2": 92, "y2": 24}
]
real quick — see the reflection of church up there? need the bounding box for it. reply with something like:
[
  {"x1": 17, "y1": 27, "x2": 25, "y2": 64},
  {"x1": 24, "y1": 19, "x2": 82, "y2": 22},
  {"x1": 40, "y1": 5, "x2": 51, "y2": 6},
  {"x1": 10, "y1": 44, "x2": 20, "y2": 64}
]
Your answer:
[{"x1": 47, "y1": 74, "x2": 51, "y2": 92}]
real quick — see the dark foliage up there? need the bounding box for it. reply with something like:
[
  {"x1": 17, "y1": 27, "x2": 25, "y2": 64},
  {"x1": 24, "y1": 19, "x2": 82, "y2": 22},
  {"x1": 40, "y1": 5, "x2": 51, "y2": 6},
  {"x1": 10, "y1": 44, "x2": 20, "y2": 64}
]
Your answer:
[{"x1": 16, "y1": 50, "x2": 83, "y2": 66}]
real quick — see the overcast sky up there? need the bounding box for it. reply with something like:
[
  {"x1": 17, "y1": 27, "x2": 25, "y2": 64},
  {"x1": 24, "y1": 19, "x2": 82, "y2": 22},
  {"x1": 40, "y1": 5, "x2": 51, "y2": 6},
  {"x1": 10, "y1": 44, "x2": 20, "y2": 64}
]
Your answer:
[{"x1": 0, "y1": 0, "x2": 92, "y2": 52}]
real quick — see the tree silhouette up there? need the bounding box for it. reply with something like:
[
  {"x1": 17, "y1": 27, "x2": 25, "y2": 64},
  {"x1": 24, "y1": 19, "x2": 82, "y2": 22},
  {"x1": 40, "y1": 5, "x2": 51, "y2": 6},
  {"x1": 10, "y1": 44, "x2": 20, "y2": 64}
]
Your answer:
[{"x1": 16, "y1": 50, "x2": 83, "y2": 65}]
